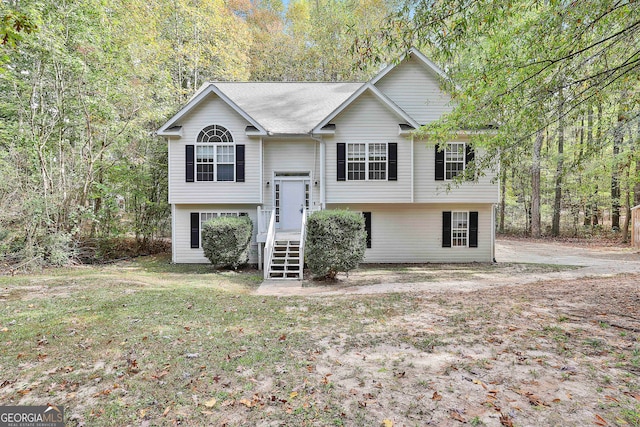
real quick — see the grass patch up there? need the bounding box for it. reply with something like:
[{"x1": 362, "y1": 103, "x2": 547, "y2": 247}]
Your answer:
[{"x1": 0, "y1": 258, "x2": 638, "y2": 426}]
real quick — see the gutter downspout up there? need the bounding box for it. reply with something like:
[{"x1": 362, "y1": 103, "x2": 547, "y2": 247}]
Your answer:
[
  {"x1": 410, "y1": 134, "x2": 415, "y2": 203},
  {"x1": 310, "y1": 134, "x2": 325, "y2": 210},
  {"x1": 492, "y1": 203, "x2": 497, "y2": 263}
]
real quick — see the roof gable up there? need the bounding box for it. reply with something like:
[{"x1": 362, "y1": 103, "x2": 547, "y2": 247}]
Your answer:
[
  {"x1": 312, "y1": 83, "x2": 419, "y2": 133},
  {"x1": 372, "y1": 48, "x2": 454, "y2": 125},
  {"x1": 157, "y1": 85, "x2": 267, "y2": 136},
  {"x1": 371, "y1": 47, "x2": 449, "y2": 85}
]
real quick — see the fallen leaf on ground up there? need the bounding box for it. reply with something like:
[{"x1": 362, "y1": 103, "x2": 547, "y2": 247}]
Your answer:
[
  {"x1": 623, "y1": 392, "x2": 640, "y2": 401},
  {"x1": 473, "y1": 379, "x2": 488, "y2": 390},
  {"x1": 594, "y1": 414, "x2": 608, "y2": 426},
  {"x1": 524, "y1": 392, "x2": 547, "y2": 407},
  {"x1": 239, "y1": 398, "x2": 253, "y2": 408},
  {"x1": 499, "y1": 412, "x2": 514, "y2": 427},
  {"x1": 449, "y1": 410, "x2": 466, "y2": 423},
  {"x1": 432, "y1": 391, "x2": 442, "y2": 401},
  {"x1": 204, "y1": 398, "x2": 216, "y2": 408},
  {"x1": 289, "y1": 391, "x2": 298, "y2": 399},
  {"x1": 382, "y1": 419, "x2": 393, "y2": 427}
]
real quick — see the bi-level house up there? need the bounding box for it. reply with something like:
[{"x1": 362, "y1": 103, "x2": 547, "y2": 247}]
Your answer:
[{"x1": 157, "y1": 48, "x2": 499, "y2": 278}]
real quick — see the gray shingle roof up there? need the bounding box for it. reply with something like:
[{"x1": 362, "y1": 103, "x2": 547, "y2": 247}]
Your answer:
[{"x1": 212, "y1": 82, "x2": 364, "y2": 135}]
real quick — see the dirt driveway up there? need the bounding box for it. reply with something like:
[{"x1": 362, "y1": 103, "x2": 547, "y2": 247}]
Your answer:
[{"x1": 257, "y1": 238, "x2": 640, "y2": 295}]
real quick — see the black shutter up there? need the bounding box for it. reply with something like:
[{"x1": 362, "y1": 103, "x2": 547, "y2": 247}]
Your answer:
[
  {"x1": 337, "y1": 143, "x2": 346, "y2": 181},
  {"x1": 235, "y1": 144, "x2": 245, "y2": 182},
  {"x1": 388, "y1": 143, "x2": 397, "y2": 181},
  {"x1": 186, "y1": 145, "x2": 195, "y2": 182},
  {"x1": 465, "y1": 144, "x2": 475, "y2": 165},
  {"x1": 363, "y1": 212, "x2": 372, "y2": 248},
  {"x1": 435, "y1": 145, "x2": 445, "y2": 181},
  {"x1": 442, "y1": 211, "x2": 452, "y2": 248},
  {"x1": 469, "y1": 211, "x2": 478, "y2": 248},
  {"x1": 465, "y1": 144, "x2": 475, "y2": 181},
  {"x1": 190, "y1": 212, "x2": 200, "y2": 248}
]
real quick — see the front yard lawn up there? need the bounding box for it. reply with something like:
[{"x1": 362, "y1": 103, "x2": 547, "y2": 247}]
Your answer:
[{"x1": 1, "y1": 255, "x2": 638, "y2": 426}]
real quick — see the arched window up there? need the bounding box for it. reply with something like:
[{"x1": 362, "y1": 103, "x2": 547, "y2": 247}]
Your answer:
[
  {"x1": 195, "y1": 125, "x2": 235, "y2": 181},
  {"x1": 197, "y1": 125, "x2": 233, "y2": 143}
]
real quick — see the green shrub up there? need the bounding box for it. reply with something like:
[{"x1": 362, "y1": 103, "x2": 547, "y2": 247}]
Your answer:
[
  {"x1": 305, "y1": 210, "x2": 366, "y2": 280},
  {"x1": 202, "y1": 216, "x2": 253, "y2": 269}
]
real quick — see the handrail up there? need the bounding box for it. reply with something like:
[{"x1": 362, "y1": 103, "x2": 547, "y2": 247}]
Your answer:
[
  {"x1": 263, "y1": 210, "x2": 276, "y2": 280},
  {"x1": 298, "y1": 206, "x2": 308, "y2": 280},
  {"x1": 258, "y1": 207, "x2": 273, "y2": 235}
]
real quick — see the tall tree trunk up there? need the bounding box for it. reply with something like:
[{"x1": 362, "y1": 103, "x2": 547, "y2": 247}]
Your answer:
[
  {"x1": 612, "y1": 100, "x2": 625, "y2": 230},
  {"x1": 622, "y1": 165, "x2": 631, "y2": 242},
  {"x1": 584, "y1": 108, "x2": 594, "y2": 225},
  {"x1": 551, "y1": 90, "x2": 565, "y2": 237},
  {"x1": 499, "y1": 157, "x2": 506, "y2": 233},
  {"x1": 531, "y1": 129, "x2": 543, "y2": 237},
  {"x1": 635, "y1": 116, "x2": 640, "y2": 207},
  {"x1": 591, "y1": 104, "x2": 603, "y2": 227}
]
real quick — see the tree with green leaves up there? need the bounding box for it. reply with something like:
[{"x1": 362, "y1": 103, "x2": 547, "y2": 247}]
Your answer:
[{"x1": 355, "y1": 0, "x2": 640, "y2": 238}]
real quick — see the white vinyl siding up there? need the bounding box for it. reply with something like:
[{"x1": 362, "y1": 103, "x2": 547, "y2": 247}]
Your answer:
[
  {"x1": 325, "y1": 92, "x2": 411, "y2": 203},
  {"x1": 374, "y1": 54, "x2": 454, "y2": 124},
  {"x1": 173, "y1": 204, "x2": 258, "y2": 263},
  {"x1": 167, "y1": 94, "x2": 260, "y2": 204},
  {"x1": 413, "y1": 139, "x2": 499, "y2": 203},
  {"x1": 328, "y1": 203, "x2": 493, "y2": 263}
]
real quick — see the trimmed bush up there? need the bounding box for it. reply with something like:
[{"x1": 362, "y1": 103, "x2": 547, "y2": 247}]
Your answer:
[
  {"x1": 202, "y1": 216, "x2": 253, "y2": 269},
  {"x1": 305, "y1": 210, "x2": 366, "y2": 280}
]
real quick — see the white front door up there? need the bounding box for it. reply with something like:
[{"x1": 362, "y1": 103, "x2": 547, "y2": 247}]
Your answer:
[{"x1": 279, "y1": 180, "x2": 305, "y2": 230}]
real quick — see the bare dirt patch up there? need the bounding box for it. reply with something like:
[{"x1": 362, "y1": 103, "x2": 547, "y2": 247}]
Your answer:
[{"x1": 309, "y1": 274, "x2": 640, "y2": 426}]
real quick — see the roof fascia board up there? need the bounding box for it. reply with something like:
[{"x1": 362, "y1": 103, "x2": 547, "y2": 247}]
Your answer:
[
  {"x1": 313, "y1": 83, "x2": 419, "y2": 132},
  {"x1": 158, "y1": 130, "x2": 183, "y2": 137},
  {"x1": 157, "y1": 84, "x2": 267, "y2": 135}
]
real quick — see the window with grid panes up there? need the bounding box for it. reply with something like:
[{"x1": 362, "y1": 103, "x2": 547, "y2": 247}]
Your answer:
[
  {"x1": 347, "y1": 143, "x2": 387, "y2": 180},
  {"x1": 445, "y1": 142, "x2": 465, "y2": 180},
  {"x1": 451, "y1": 211, "x2": 468, "y2": 247},
  {"x1": 195, "y1": 125, "x2": 234, "y2": 182}
]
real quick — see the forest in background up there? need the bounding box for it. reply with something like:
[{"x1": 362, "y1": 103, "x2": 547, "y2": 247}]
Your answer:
[{"x1": 0, "y1": 0, "x2": 639, "y2": 268}]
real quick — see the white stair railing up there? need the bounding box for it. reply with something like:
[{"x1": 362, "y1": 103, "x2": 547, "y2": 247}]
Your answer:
[
  {"x1": 257, "y1": 206, "x2": 273, "y2": 235},
  {"x1": 263, "y1": 210, "x2": 276, "y2": 280},
  {"x1": 298, "y1": 207, "x2": 308, "y2": 280}
]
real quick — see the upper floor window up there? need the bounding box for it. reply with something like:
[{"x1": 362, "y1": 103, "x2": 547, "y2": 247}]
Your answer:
[
  {"x1": 196, "y1": 125, "x2": 234, "y2": 182},
  {"x1": 445, "y1": 142, "x2": 465, "y2": 180},
  {"x1": 435, "y1": 142, "x2": 473, "y2": 181},
  {"x1": 347, "y1": 143, "x2": 387, "y2": 181},
  {"x1": 197, "y1": 125, "x2": 233, "y2": 143}
]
